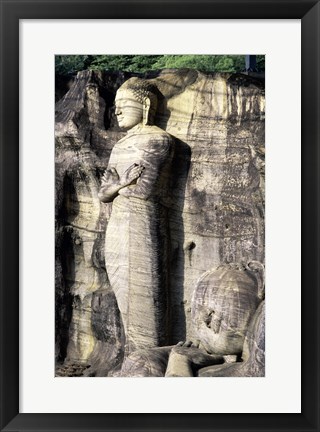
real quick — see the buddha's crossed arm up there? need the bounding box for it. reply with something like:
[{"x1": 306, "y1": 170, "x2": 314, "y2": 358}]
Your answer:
[
  {"x1": 119, "y1": 136, "x2": 172, "y2": 200},
  {"x1": 98, "y1": 163, "x2": 144, "y2": 203}
]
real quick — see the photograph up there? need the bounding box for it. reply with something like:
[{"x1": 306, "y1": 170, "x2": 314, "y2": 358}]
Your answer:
[
  {"x1": 1, "y1": 0, "x2": 319, "y2": 429},
  {"x1": 55, "y1": 54, "x2": 266, "y2": 378}
]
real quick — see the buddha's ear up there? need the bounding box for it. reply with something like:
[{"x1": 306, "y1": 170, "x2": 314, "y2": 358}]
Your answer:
[{"x1": 143, "y1": 97, "x2": 151, "y2": 125}]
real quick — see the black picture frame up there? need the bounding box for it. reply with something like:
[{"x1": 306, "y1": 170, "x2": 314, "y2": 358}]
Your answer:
[{"x1": 0, "y1": 1, "x2": 319, "y2": 431}]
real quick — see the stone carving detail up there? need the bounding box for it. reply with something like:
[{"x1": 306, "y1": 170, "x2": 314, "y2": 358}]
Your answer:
[
  {"x1": 98, "y1": 78, "x2": 174, "y2": 353},
  {"x1": 198, "y1": 300, "x2": 265, "y2": 377},
  {"x1": 118, "y1": 262, "x2": 264, "y2": 377},
  {"x1": 191, "y1": 262, "x2": 264, "y2": 356},
  {"x1": 55, "y1": 69, "x2": 265, "y2": 377}
]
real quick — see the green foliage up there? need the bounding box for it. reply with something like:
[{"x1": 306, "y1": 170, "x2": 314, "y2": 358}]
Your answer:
[
  {"x1": 55, "y1": 54, "x2": 265, "y2": 76},
  {"x1": 152, "y1": 55, "x2": 246, "y2": 73},
  {"x1": 88, "y1": 55, "x2": 163, "y2": 72},
  {"x1": 256, "y1": 55, "x2": 265, "y2": 70},
  {"x1": 55, "y1": 55, "x2": 92, "y2": 75}
]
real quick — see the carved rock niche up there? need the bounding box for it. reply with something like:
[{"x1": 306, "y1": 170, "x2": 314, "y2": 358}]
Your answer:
[{"x1": 55, "y1": 69, "x2": 265, "y2": 377}]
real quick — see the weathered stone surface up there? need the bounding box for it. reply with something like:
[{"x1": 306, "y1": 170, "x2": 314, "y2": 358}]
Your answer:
[
  {"x1": 198, "y1": 300, "x2": 265, "y2": 377},
  {"x1": 191, "y1": 263, "x2": 263, "y2": 355},
  {"x1": 55, "y1": 68, "x2": 265, "y2": 377},
  {"x1": 55, "y1": 71, "x2": 124, "y2": 370},
  {"x1": 164, "y1": 343, "x2": 225, "y2": 377},
  {"x1": 116, "y1": 272, "x2": 264, "y2": 377},
  {"x1": 82, "y1": 288, "x2": 125, "y2": 376},
  {"x1": 154, "y1": 72, "x2": 265, "y2": 342},
  {"x1": 112, "y1": 312, "x2": 264, "y2": 377},
  {"x1": 120, "y1": 346, "x2": 172, "y2": 377},
  {"x1": 241, "y1": 299, "x2": 265, "y2": 373}
]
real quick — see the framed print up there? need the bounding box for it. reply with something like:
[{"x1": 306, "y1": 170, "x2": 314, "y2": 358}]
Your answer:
[{"x1": 0, "y1": 0, "x2": 319, "y2": 431}]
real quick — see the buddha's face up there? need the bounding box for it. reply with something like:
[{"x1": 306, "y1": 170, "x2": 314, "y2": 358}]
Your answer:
[
  {"x1": 115, "y1": 90, "x2": 143, "y2": 130},
  {"x1": 191, "y1": 267, "x2": 259, "y2": 356},
  {"x1": 196, "y1": 308, "x2": 245, "y2": 356}
]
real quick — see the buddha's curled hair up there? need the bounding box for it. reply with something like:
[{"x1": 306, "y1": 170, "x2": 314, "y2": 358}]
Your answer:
[{"x1": 118, "y1": 77, "x2": 158, "y2": 111}]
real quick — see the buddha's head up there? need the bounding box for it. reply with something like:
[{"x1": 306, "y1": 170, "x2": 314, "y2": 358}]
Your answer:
[
  {"x1": 115, "y1": 78, "x2": 158, "y2": 130},
  {"x1": 191, "y1": 263, "x2": 264, "y2": 356}
]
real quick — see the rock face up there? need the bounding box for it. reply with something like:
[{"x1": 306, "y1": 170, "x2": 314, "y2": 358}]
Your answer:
[{"x1": 55, "y1": 68, "x2": 265, "y2": 376}]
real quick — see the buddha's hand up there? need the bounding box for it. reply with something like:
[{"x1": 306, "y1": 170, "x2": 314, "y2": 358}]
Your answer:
[
  {"x1": 101, "y1": 168, "x2": 119, "y2": 185},
  {"x1": 170, "y1": 341, "x2": 224, "y2": 368},
  {"x1": 120, "y1": 163, "x2": 144, "y2": 187}
]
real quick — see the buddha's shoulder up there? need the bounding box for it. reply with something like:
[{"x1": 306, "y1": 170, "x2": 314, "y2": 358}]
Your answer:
[{"x1": 143, "y1": 126, "x2": 174, "y2": 144}]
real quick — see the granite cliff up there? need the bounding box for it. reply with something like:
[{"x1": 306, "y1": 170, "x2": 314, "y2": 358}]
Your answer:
[{"x1": 55, "y1": 69, "x2": 265, "y2": 377}]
